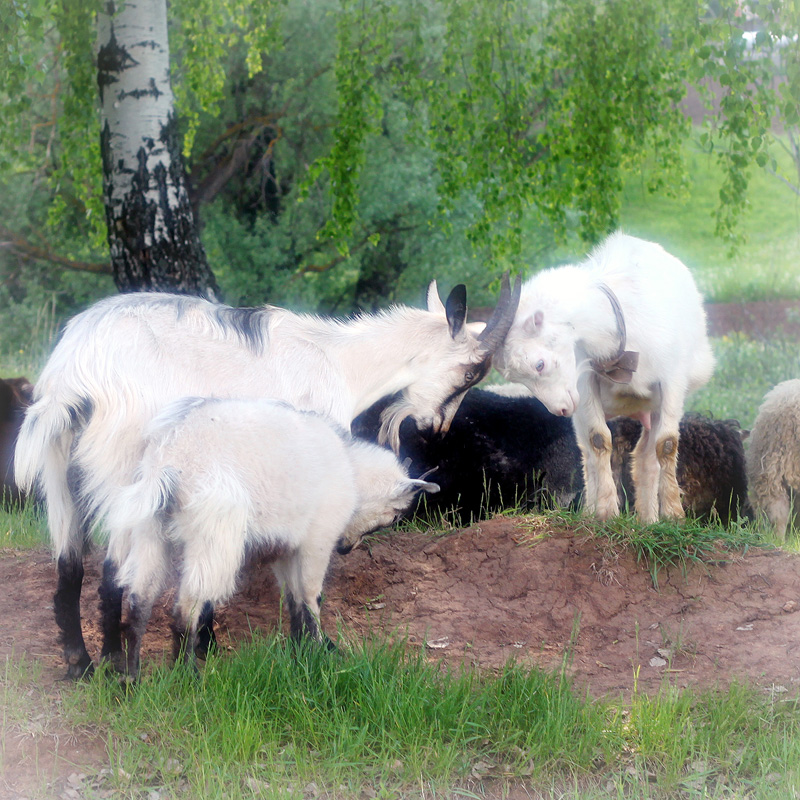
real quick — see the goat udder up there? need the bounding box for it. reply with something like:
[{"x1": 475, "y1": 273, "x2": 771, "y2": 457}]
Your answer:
[{"x1": 631, "y1": 410, "x2": 652, "y2": 430}]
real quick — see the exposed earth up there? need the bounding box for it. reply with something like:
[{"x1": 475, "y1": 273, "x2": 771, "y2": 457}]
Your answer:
[{"x1": 2, "y1": 299, "x2": 800, "y2": 799}]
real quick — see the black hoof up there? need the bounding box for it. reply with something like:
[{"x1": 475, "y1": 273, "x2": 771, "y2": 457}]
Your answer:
[
  {"x1": 64, "y1": 656, "x2": 94, "y2": 681},
  {"x1": 99, "y1": 649, "x2": 132, "y2": 677}
]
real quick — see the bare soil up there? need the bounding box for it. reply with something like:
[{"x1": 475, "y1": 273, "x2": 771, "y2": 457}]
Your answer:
[{"x1": 2, "y1": 299, "x2": 800, "y2": 800}]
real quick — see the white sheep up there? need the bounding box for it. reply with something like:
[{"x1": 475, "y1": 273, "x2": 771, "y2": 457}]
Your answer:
[
  {"x1": 15, "y1": 280, "x2": 519, "y2": 678},
  {"x1": 105, "y1": 396, "x2": 439, "y2": 678},
  {"x1": 746, "y1": 379, "x2": 800, "y2": 541},
  {"x1": 493, "y1": 232, "x2": 714, "y2": 523}
]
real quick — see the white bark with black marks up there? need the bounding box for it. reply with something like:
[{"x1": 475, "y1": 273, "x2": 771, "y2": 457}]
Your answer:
[{"x1": 96, "y1": 0, "x2": 218, "y2": 297}]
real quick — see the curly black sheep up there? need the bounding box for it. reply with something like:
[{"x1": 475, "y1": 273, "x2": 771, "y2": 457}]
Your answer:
[{"x1": 354, "y1": 387, "x2": 750, "y2": 526}]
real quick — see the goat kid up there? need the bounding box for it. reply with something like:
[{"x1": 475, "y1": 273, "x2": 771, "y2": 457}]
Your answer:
[
  {"x1": 105, "y1": 397, "x2": 438, "y2": 679},
  {"x1": 352, "y1": 386, "x2": 581, "y2": 522},
  {"x1": 15, "y1": 279, "x2": 518, "y2": 678},
  {"x1": 494, "y1": 233, "x2": 714, "y2": 523}
]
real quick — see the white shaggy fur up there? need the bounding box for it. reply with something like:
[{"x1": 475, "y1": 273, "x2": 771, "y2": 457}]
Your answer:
[
  {"x1": 106, "y1": 397, "x2": 438, "y2": 677},
  {"x1": 494, "y1": 233, "x2": 714, "y2": 523},
  {"x1": 746, "y1": 379, "x2": 800, "y2": 540},
  {"x1": 14, "y1": 281, "x2": 517, "y2": 677}
]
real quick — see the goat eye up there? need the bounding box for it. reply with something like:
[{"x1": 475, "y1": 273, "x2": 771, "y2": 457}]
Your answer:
[
  {"x1": 464, "y1": 371, "x2": 474, "y2": 384},
  {"x1": 535, "y1": 359, "x2": 545, "y2": 374}
]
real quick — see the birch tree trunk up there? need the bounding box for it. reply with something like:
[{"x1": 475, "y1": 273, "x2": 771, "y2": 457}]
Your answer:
[{"x1": 96, "y1": 0, "x2": 219, "y2": 298}]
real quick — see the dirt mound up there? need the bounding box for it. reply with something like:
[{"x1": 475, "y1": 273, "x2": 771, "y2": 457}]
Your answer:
[{"x1": 4, "y1": 517, "x2": 800, "y2": 698}]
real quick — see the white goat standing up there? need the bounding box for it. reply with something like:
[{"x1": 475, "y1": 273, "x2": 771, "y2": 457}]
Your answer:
[
  {"x1": 106, "y1": 397, "x2": 438, "y2": 678},
  {"x1": 494, "y1": 233, "x2": 713, "y2": 523},
  {"x1": 15, "y1": 279, "x2": 519, "y2": 678}
]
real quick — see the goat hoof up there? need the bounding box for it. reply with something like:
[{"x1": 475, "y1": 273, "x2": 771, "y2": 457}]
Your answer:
[
  {"x1": 64, "y1": 658, "x2": 94, "y2": 681},
  {"x1": 99, "y1": 650, "x2": 130, "y2": 676}
]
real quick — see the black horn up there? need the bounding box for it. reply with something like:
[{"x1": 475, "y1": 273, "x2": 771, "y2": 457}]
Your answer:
[{"x1": 477, "y1": 272, "x2": 522, "y2": 353}]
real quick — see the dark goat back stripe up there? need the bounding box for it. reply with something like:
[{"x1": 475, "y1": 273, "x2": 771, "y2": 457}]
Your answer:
[{"x1": 213, "y1": 306, "x2": 271, "y2": 353}]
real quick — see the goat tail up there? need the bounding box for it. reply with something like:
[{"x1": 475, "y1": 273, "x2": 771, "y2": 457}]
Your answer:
[
  {"x1": 13, "y1": 394, "x2": 83, "y2": 494},
  {"x1": 106, "y1": 465, "x2": 179, "y2": 543}
]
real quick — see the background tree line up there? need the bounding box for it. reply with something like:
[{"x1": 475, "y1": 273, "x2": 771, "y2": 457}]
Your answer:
[{"x1": 0, "y1": 0, "x2": 798, "y2": 352}]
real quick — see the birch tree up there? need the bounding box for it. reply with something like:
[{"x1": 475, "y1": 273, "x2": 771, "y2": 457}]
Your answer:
[
  {"x1": 0, "y1": 0, "x2": 793, "y2": 311},
  {"x1": 96, "y1": 0, "x2": 218, "y2": 296}
]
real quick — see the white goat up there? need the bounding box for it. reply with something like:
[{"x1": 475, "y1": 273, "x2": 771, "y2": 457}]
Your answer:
[
  {"x1": 105, "y1": 397, "x2": 439, "y2": 678},
  {"x1": 493, "y1": 232, "x2": 713, "y2": 523},
  {"x1": 15, "y1": 280, "x2": 519, "y2": 678}
]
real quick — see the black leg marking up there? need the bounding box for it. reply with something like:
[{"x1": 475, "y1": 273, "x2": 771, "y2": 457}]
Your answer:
[
  {"x1": 170, "y1": 612, "x2": 199, "y2": 675},
  {"x1": 54, "y1": 554, "x2": 93, "y2": 679},
  {"x1": 287, "y1": 593, "x2": 319, "y2": 641},
  {"x1": 194, "y1": 601, "x2": 217, "y2": 660},
  {"x1": 120, "y1": 592, "x2": 155, "y2": 681},
  {"x1": 286, "y1": 593, "x2": 335, "y2": 650},
  {"x1": 98, "y1": 559, "x2": 125, "y2": 672}
]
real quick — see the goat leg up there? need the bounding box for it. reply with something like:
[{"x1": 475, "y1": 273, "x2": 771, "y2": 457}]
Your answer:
[
  {"x1": 98, "y1": 559, "x2": 126, "y2": 673},
  {"x1": 54, "y1": 554, "x2": 94, "y2": 679}
]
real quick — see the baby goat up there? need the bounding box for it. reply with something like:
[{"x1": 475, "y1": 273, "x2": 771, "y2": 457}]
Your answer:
[{"x1": 105, "y1": 397, "x2": 439, "y2": 679}]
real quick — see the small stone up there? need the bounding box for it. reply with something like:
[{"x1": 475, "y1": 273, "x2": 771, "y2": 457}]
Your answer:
[
  {"x1": 782, "y1": 600, "x2": 798, "y2": 613},
  {"x1": 649, "y1": 656, "x2": 667, "y2": 667},
  {"x1": 67, "y1": 773, "x2": 85, "y2": 788}
]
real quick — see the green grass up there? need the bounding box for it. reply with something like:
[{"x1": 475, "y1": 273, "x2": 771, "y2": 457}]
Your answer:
[
  {"x1": 620, "y1": 137, "x2": 800, "y2": 302},
  {"x1": 0, "y1": 496, "x2": 48, "y2": 550},
  {"x1": 24, "y1": 631, "x2": 793, "y2": 799},
  {"x1": 686, "y1": 331, "x2": 800, "y2": 429}
]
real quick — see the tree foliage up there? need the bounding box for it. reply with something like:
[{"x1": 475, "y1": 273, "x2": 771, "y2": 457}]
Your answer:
[{"x1": 0, "y1": 0, "x2": 797, "y2": 334}]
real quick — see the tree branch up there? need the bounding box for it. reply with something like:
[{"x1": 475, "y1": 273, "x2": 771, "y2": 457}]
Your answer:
[
  {"x1": 0, "y1": 226, "x2": 111, "y2": 275},
  {"x1": 293, "y1": 223, "x2": 419, "y2": 278}
]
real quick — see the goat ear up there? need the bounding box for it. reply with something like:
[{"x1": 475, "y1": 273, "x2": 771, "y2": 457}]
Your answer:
[
  {"x1": 407, "y1": 478, "x2": 440, "y2": 494},
  {"x1": 523, "y1": 310, "x2": 544, "y2": 336},
  {"x1": 426, "y1": 280, "x2": 446, "y2": 315},
  {"x1": 445, "y1": 284, "x2": 468, "y2": 339}
]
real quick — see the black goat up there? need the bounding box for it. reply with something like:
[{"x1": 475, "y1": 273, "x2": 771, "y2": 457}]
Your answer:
[
  {"x1": 353, "y1": 387, "x2": 582, "y2": 523},
  {"x1": 353, "y1": 388, "x2": 750, "y2": 526},
  {"x1": 1, "y1": 377, "x2": 34, "y2": 506}
]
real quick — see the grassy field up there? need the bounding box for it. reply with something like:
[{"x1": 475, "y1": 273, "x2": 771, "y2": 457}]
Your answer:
[
  {"x1": 1, "y1": 320, "x2": 799, "y2": 798},
  {"x1": 620, "y1": 137, "x2": 800, "y2": 303},
  {"x1": 2, "y1": 591, "x2": 800, "y2": 800},
  {"x1": 2, "y1": 135, "x2": 800, "y2": 800}
]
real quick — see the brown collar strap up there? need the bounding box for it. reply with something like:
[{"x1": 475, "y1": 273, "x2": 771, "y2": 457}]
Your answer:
[{"x1": 590, "y1": 283, "x2": 639, "y2": 384}]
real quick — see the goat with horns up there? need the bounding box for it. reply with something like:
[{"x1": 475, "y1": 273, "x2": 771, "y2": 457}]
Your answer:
[
  {"x1": 493, "y1": 233, "x2": 713, "y2": 524},
  {"x1": 15, "y1": 277, "x2": 519, "y2": 678}
]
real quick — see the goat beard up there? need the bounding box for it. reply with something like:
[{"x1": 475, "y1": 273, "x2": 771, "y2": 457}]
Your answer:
[{"x1": 377, "y1": 398, "x2": 415, "y2": 455}]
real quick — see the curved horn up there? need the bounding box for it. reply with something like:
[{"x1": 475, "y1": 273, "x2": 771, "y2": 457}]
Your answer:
[
  {"x1": 477, "y1": 272, "x2": 521, "y2": 353},
  {"x1": 445, "y1": 284, "x2": 468, "y2": 339},
  {"x1": 416, "y1": 465, "x2": 439, "y2": 481}
]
